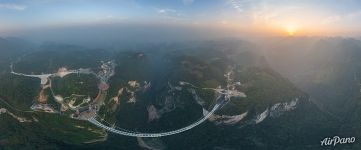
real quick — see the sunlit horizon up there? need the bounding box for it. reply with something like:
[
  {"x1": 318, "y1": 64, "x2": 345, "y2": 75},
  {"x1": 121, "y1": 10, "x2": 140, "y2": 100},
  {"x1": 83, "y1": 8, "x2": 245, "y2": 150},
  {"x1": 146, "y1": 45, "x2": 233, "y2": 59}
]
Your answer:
[{"x1": 1, "y1": 0, "x2": 361, "y2": 39}]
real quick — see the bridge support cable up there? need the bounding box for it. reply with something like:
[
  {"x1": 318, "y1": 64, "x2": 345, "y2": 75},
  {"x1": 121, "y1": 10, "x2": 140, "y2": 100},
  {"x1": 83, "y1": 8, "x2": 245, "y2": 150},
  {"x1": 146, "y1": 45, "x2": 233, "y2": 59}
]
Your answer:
[{"x1": 88, "y1": 104, "x2": 220, "y2": 137}]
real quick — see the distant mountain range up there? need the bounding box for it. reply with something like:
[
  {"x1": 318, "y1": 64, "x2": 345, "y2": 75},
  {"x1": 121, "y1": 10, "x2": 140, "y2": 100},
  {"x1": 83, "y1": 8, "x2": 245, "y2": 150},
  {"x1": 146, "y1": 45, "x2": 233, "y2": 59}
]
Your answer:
[{"x1": 0, "y1": 37, "x2": 360, "y2": 149}]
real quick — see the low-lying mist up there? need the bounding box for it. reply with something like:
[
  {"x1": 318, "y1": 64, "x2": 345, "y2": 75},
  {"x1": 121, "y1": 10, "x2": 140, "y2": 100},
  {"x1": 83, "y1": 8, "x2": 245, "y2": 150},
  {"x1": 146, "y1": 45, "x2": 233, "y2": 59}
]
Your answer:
[{"x1": 10, "y1": 23, "x2": 242, "y2": 50}]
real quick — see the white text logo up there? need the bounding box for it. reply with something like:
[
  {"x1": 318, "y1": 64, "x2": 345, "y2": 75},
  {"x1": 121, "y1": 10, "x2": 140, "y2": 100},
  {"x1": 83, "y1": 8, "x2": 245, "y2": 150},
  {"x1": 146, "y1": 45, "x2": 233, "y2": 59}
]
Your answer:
[{"x1": 321, "y1": 136, "x2": 355, "y2": 146}]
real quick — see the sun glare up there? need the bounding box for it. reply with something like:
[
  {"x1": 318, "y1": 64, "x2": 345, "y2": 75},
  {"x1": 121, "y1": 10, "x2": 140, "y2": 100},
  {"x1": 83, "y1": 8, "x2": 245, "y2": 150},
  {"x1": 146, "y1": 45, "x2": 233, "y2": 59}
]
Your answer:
[{"x1": 286, "y1": 24, "x2": 297, "y2": 36}]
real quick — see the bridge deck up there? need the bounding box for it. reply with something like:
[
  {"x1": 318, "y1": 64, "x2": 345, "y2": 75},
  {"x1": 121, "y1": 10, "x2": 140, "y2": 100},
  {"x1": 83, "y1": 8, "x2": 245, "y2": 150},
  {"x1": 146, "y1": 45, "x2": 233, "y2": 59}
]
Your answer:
[{"x1": 88, "y1": 104, "x2": 220, "y2": 137}]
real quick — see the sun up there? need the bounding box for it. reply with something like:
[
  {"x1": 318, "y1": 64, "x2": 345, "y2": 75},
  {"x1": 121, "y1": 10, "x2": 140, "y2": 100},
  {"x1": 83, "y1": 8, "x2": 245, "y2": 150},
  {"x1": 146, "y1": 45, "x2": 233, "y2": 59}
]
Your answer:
[{"x1": 285, "y1": 24, "x2": 297, "y2": 36}]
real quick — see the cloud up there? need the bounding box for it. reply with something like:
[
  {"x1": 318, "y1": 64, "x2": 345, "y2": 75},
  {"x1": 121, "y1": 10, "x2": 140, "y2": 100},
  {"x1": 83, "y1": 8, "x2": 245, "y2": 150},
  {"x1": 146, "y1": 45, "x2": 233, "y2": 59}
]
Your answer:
[
  {"x1": 322, "y1": 11, "x2": 361, "y2": 25},
  {"x1": 228, "y1": 0, "x2": 253, "y2": 12},
  {"x1": 155, "y1": 8, "x2": 187, "y2": 22},
  {"x1": 182, "y1": 0, "x2": 194, "y2": 5},
  {"x1": 157, "y1": 8, "x2": 177, "y2": 14},
  {"x1": 0, "y1": 4, "x2": 27, "y2": 10},
  {"x1": 220, "y1": 20, "x2": 229, "y2": 25}
]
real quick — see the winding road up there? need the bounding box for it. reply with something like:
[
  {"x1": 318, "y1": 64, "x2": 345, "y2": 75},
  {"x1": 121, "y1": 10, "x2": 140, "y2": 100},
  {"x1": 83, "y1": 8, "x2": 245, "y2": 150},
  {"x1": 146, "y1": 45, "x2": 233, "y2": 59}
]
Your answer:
[{"x1": 9, "y1": 59, "x2": 237, "y2": 138}]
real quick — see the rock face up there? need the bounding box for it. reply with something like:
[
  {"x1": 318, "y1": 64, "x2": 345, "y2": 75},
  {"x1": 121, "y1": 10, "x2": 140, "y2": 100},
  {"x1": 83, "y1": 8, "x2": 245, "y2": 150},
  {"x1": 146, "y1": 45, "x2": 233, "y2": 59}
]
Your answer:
[
  {"x1": 128, "y1": 81, "x2": 140, "y2": 88},
  {"x1": 0, "y1": 108, "x2": 6, "y2": 114},
  {"x1": 137, "y1": 137, "x2": 166, "y2": 150},
  {"x1": 57, "y1": 67, "x2": 71, "y2": 78},
  {"x1": 0, "y1": 40, "x2": 315, "y2": 149},
  {"x1": 147, "y1": 105, "x2": 160, "y2": 122}
]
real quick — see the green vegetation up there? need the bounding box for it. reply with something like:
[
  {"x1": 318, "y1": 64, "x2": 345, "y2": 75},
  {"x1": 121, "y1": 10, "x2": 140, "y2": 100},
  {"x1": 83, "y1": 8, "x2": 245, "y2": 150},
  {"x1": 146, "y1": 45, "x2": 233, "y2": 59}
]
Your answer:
[
  {"x1": 0, "y1": 73, "x2": 39, "y2": 110},
  {"x1": 52, "y1": 74, "x2": 99, "y2": 99},
  {"x1": 14, "y1": 49, "x2": 110, "y2": 74},
  {"x1": 2, "y1": 39, "x2": 356, "y2": 150},
  {"x1": 0, "y1": 111, "x2": 106, "y2": 150}
]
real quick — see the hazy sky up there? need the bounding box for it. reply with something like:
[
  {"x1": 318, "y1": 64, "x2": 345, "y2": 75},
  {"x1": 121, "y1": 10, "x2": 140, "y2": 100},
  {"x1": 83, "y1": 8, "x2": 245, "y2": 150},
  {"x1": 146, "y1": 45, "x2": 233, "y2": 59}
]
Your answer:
[{"x1": 1, "y1": 0, "x2": 361, "y2": 38}]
